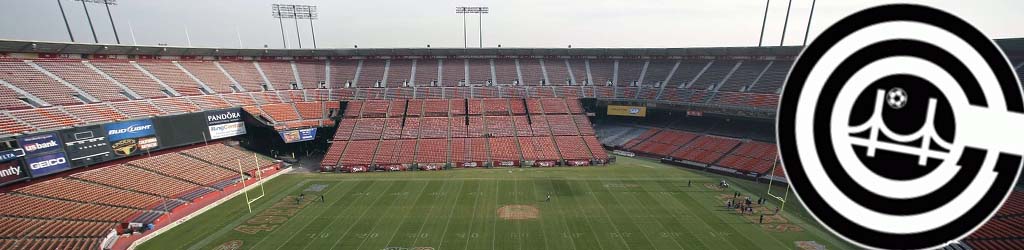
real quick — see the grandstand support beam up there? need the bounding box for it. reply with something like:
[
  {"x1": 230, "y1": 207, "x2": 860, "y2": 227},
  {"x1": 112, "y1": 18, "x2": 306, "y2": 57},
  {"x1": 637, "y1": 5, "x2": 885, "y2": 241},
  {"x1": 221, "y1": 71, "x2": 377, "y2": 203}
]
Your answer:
[
  {"x1": 779, "y1": 0, "x2": 793, "y2": 46},
  {"x1": 102, "y1": 0, "x2": 120, "y2": 44},
  {"x1": 57, "y1": 0, "x2": 75, "y2": 42},
  {"x1": 479, "y1": 12, "x2": 483, "y2": 48},
  {"x1": 80, "y1": 0, "x2": 99, "y2": 43},
  {"x1": 758, "y1": 0, "x2": 769, "y2": 47},
  {"x1": 803, "y1": 0, "x2": 816, "y2": 46}
]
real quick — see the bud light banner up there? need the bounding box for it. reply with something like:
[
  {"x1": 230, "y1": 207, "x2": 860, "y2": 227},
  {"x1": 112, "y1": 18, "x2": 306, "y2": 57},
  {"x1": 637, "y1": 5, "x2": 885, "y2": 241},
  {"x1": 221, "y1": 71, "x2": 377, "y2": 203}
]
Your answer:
[
  {"x1": 25, "y1": 152, "x2": 70, "y2": 178},
  {"x1": 105, "y1": 119, "x2": 159, "y2": 157},
  {"x1": 206, "y1": 108, "x2": 246, "y2": 139},
  {"x1": 279, "y1": 128, "x2": 317, "y2": 143},
  {"x1": 18, "y1": 133, "x2": 62, "y2": 155},
  {"x1": 0, "y1": 160, "x2": 26, "y2": 185}
]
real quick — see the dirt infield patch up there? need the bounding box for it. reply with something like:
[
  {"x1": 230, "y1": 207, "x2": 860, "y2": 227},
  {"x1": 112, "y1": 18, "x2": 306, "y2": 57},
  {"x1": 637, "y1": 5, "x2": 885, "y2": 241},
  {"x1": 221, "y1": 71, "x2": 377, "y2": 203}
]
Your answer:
[
  {"x1": 796, "y1": 241, "x2": 826, "y2": 250},
  {"x1": 497, "y1": 205, "x2": 539, "y2": 220},
  {"x1": 714, "y1": 194, "x2": 805, "y2": 233},
  {"x1": 704, "y1": 183, "x2": 725, "y2": 191}
]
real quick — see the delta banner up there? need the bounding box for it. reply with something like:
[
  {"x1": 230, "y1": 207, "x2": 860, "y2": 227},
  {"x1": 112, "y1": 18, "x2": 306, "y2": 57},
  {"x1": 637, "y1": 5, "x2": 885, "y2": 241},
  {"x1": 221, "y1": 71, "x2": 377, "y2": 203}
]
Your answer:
[
  {"x1": 607, "y1": 105, "x2": 647, "y2": 117},
  {"x1": 61, "y1": 125, "x2": 115, "y2": 167},
  {"x1": 206, "y1": 108, "x2": 246, "y2": 140},
  {"x1": 18, "y1": 133, "x2": 62, "y2": 155},
  {"x1": 279, "y1": 128, "x2": 317, "y2": 143},
  {"x1": 24, "y1": 152, "x2": 70, "y2": 178},
  {"x1": 0, "y1": 148, "x2": 25, "y2": 163},
  {"x1": 105, "y1": 119, "x2": 159, "y2": 157}
]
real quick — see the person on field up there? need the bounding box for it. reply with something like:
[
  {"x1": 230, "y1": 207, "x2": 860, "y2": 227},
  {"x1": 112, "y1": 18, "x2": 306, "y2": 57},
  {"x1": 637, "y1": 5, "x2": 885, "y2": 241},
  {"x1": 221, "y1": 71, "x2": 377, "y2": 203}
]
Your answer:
[
  {"x1": 545, "y1": 194, "x2": 552, "y2": 202},
  {"x1": 320, "y1": 194, "x2": 325, "y2": 202},
  {"x1": 760, "y1": 214, "x2": 765, "y2": 224}
]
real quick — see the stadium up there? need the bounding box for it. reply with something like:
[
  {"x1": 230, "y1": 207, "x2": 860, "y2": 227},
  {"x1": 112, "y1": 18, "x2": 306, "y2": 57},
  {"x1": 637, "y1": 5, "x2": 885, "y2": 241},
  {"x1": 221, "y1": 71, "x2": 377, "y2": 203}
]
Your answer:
[{"x1": 0, "y1": 1, "x2": 1023, "y2": 250}]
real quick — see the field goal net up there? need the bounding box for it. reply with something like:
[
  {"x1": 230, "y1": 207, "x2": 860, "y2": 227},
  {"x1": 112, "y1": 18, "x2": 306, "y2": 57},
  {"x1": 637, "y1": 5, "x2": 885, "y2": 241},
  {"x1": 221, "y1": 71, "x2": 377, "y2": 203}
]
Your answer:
[
  {"x1": 238, "y1": 154, "x2": 267, "y2": 213},
  {"x1": 764, "y1": 156, "x2": 790, "y2": 213}
]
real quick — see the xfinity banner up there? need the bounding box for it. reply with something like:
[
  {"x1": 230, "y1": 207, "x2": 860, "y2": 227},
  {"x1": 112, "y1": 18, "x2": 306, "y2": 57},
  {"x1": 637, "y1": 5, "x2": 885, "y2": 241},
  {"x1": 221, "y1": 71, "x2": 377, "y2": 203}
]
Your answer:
[
  {"x1": 0, "y1": 161, "x2": 26, "y2": 185},
  {"x1": 206, "y1": 108, "x2": 246, "y2": 139},
  {"x1": 105, "y1": 119, "x2": 159, "y2": 157},
  {"x1": 18, "y1": 133, "x2": 62, "y2": 155},
  {"x1": 25, "y1": 152, "x2": 70, "y2": 177},
  {"x1": 279, "y1": 128, "x2": 317, "y2": 143}
]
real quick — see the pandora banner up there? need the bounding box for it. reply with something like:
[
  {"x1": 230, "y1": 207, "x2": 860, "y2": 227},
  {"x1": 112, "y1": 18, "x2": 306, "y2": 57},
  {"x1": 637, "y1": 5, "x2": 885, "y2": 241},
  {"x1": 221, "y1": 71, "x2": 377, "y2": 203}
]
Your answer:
[{"x1": 206, "y1": 108, "x2": 246, "y2": 140}]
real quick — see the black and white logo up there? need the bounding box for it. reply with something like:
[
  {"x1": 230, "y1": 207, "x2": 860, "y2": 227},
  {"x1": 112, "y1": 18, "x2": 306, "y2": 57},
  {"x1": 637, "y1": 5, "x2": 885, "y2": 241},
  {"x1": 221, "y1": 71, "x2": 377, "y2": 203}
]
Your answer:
[{"x1": 777, "y1": 4, "x2": 1022, "y2": 250}]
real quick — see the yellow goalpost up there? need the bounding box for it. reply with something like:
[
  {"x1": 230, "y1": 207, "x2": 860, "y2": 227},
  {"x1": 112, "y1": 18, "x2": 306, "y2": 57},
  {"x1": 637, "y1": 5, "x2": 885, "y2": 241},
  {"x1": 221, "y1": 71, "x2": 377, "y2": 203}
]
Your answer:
[
  {"x1": 765, "y1": 156, "x2": 790, "y2": 213},
  {"x1": 238, "y1": 153, "x2": 266, "y2": 213}
]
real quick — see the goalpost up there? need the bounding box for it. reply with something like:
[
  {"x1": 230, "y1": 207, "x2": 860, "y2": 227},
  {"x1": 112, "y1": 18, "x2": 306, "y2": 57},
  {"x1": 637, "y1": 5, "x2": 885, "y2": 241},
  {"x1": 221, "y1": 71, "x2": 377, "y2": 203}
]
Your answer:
[
  {"x1": 238, "y1": 153, "x2": 267, "y2": 213},
  {"x1": 764, "y1": 155, "x2": 790, "y2": 213}
]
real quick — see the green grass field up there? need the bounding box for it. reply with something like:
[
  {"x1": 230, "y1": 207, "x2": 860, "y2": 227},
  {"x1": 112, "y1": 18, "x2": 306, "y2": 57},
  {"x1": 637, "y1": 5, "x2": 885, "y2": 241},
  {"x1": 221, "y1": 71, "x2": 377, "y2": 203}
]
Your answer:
[{"x1": 138, "y1": 157, "x2": 854, "y2": 250}]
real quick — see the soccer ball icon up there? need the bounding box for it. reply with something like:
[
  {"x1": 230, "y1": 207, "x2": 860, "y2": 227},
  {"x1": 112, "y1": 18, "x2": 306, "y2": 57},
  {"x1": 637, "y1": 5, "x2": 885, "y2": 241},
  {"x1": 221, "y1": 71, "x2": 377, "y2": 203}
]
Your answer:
[{"x1": 886, "y1": 87, "x2": 908, "y2": 109}]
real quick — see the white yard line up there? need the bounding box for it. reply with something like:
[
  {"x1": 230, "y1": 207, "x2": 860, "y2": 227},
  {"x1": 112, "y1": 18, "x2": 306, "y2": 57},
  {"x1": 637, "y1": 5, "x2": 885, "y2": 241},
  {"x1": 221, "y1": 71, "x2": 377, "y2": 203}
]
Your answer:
[
  {"x1": 559, "y1": 180, "x2": 607, "y2": 250},
  {"x1": 436, "y1": 180, "x2": 466, "y2": 249},
  {"x1": 130, "y1": 167, "x2": 293, "y2": 250},
  {"x1": 381, "y1": 181, "x2": 431, "y2": 249},
  {"x1": 354, "y1": 181, "x2": 425, "y2": 250},
  {"x1": 461, "y1": 181, "x2": 483, "y2": 250},
  {"x1": 269, "y1": 182, "x2": 352, "y2": 250},
  {"x1": 321, "y1": 181, "x2": 397, "y2": 250},
  {"x1": 580, "y1": 180, "x2": 634, "y2": 250}
]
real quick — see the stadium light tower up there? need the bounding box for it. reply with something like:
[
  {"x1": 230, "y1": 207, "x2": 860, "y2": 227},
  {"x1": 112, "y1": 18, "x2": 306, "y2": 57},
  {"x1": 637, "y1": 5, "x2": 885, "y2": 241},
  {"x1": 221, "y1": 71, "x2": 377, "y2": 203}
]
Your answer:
[
  {"x1": 757, "y1": 0, "x2": 769, "y2": 47},
  {"x1": 802, "y1": 0, "x2": 817, "y2": 46},
  {"x1": 456, "y1": 6, "x2": 488, "y2": 48},
  {"x1": 74, "y1": 0, "x2": 120, "y2": 44},
  {"x1": 779, "y1": 0, "x2": 793, "y2": 46},
  {"x1": 56, "y1": 0, "x2": 75, "y2": 42},
  {"x1": 294, "y1": 5, "x2": 319, "y2": 49},
  {"x1": 272, "y1": 4, "x2": 294, "y2": 48}
]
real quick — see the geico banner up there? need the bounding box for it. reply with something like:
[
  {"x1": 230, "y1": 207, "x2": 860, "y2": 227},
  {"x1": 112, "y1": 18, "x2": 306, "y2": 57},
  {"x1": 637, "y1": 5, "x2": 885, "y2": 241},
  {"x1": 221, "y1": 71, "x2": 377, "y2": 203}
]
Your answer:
[
  {"x1": 607, "y1": 105, "x2": 647, "y2": 117},
  {"x1": 279, "y1": 128, "x2": 317, "y2": 143},
  {"x1": 25, "y1": 152, "x2": 70, "y2": 177},
  {"x1": 0, "y1": 160, "x2": 26, "y2": 185},
  {"x1": 105, "y1": 119, "x2": 159, "y2": 157},
  {"x1": 18, "y1": 133, "x2": 62, "y2": 155}
]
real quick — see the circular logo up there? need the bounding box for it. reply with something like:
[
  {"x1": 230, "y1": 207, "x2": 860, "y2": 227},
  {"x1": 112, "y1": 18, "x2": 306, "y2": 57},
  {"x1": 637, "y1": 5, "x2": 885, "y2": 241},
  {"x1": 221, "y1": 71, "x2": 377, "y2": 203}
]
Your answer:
[
  {"x1": 777, "y1": 4, "x2": 1023, "y2": 250},
  {"x1": 629, "y1": 107, "x2": 641, "y2": 114}
]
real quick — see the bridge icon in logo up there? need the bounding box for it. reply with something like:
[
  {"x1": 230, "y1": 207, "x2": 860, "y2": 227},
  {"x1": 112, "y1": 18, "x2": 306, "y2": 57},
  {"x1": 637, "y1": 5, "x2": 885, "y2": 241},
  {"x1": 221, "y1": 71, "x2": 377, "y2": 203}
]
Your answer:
[{"x1": 848, "y1": 88, "x2": 950, "y2": 166}]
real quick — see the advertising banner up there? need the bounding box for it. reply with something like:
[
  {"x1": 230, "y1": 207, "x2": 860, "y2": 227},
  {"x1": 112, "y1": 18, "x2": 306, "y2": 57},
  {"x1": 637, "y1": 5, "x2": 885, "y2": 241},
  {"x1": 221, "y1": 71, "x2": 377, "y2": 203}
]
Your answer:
[
  {"x1": 18, "y1": 133, "x2": 62, "y2": 155},
  {"x1": 25, "y1": 152, "x2": 71, "y2": 177},
  {"x1": 607, "y1": 105, "x2": 647, "y2": 117},
  {"x1": 206, "y1": 108, "x2": 246, "y2": 139},
  {"x1": 154, "y1": 112, "x2": 207, "y2": 148},
  {"x1": 61, "y1": 125, "x2": 115, "y2": 167},
  {"x1": 0, "y1": 148, "x2": 25, "y2": 163},
  {"x1": 105, "y1": 119, "x2": 159, "y2": 157},
  {"x1": 279, "y1": 128, "x2": 317, "y2": 143},
  {"x1": 0, "y1": 160, "x2": 26, "y2": 185}
]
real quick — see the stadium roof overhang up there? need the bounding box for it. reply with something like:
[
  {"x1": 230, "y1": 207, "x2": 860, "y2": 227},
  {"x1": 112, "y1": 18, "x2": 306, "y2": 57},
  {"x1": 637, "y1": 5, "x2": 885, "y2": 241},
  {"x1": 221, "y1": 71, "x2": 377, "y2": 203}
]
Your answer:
[{"x1": 2, "y1": 38, "x2": 1021, "y2": 58}]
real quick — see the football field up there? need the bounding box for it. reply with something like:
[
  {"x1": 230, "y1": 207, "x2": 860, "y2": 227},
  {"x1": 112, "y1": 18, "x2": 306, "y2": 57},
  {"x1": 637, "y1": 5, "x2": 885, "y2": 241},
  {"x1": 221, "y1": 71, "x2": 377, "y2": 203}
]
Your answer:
[{"x1": 138, "y1": 157, "x2": 854, "y2": 250}]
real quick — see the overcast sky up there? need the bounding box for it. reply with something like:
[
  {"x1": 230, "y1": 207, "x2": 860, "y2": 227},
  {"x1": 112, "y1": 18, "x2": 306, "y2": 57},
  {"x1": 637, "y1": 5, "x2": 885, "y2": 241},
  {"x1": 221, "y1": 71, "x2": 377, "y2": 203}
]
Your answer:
[{"x1": 0, "y1": 0, "x2": 1021, "y2": 49}]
